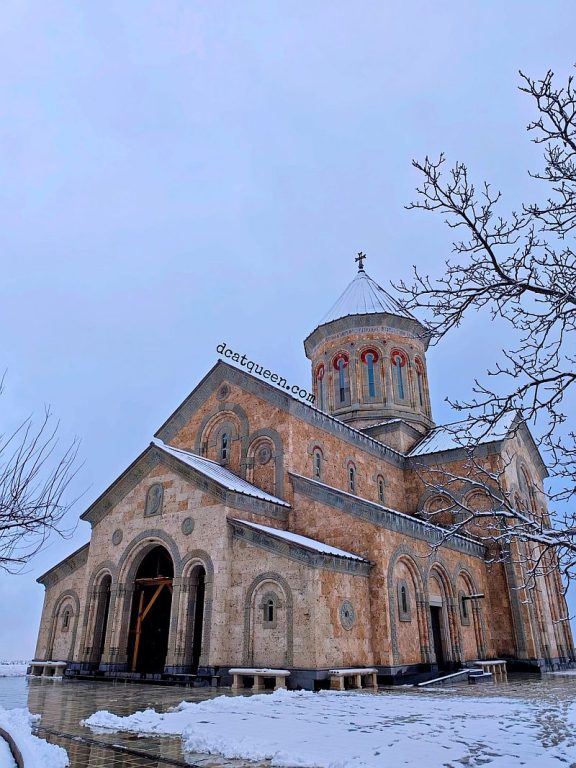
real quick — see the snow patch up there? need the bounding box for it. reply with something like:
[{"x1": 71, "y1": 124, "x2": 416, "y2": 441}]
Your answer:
[
  {"x1": 0, "y1": 663, "x2": 29, "y2": 678},
  {"x1": 0, "y1": 707, "x2": 68, "y2": 767},
  {"x1": 83, "y1": 688, "x2": 576, "y2": 767}
]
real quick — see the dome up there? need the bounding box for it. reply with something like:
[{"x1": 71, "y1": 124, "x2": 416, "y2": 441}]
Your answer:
[{"x1": 318, "y1": 268, "x2": 416, "y2": 327}]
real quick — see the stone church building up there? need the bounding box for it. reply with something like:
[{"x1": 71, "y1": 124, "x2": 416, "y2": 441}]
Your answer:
[{"x1": 34, "y1": 263, "x2": 575, "y2": 688}]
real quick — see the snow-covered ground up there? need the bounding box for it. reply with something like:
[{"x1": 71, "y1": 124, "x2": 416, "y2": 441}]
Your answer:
[
  {"x1": 0, "y1": 707, "x2": 68, "y2": 768},
  {"x1": 0, "y1": 736, "x2": 17, "y2": 768},
  {"x1": 0, "y1": 662, "x2": 29, "y2": 678},
  {"x1": 83, "y1": 687, "x2": 576, "y2": 768}
]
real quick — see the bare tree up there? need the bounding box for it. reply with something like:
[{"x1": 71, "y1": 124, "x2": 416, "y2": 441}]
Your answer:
[
  {"x1": 396, "y1": 68, "x2": 576, "y2": 590},
  {"x1": 0, "y1": 380, "x2": 80, "y2": 572}
]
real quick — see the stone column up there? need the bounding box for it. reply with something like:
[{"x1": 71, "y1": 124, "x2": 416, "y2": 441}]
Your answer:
[{"x1": 164, "y1": 576, "x2": 184, "y2": 673}]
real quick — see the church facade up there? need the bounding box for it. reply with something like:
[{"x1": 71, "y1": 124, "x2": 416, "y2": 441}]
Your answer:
[{"x1": 34, "y1": 266, "x2": 575, "y2": 688}]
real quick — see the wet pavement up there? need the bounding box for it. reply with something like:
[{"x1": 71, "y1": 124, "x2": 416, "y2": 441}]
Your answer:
[
  {"x1": 0, "y1": 676, "x2": 271, "y2": 767},
  {"x1": 0, "y1": 672, "x2": 575, "y2": 767}
]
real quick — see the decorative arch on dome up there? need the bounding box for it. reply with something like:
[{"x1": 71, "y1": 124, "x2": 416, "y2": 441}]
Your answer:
[
  {"x1": 390, "y1": 348, "x2": 408, "y2": 402},
  {"x1": 414, "y1": 355, "x2": 427, "y2": 410},
  {"x1": 315, "y1": 363, "x2": 326, "y2": 411},
  {"x1": 360, "y1": 347, "x2": 382, "y2": 401},
  {"x1": 332, "y1": 352, "x2": 351, "y2": 408}
]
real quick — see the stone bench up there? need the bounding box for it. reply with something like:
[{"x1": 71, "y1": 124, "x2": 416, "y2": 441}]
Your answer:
[
  {"x1": 473, "y1": 660, "x2": 507, "y2": 682},
  {"x1": 229, "y1": 668, "x2": 290, "y2": 692},
  {"x1": 328, "y1": 668, "x2": 378, "y2": 691},
  {"x1": 27, "y1": 661, "x2": 67, "y2": 678}
]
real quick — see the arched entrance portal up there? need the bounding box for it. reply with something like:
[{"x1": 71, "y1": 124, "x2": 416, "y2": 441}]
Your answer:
[
  {"x1": 93, "y1": 574, "x2": 112, "y2": 667},
  {"x1": 127, "y1": 546, "x2": 174, "y2": 673}
]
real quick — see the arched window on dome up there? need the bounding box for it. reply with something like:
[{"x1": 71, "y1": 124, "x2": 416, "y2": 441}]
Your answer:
[
  {"x1": 315, "y1": 364, "x2": 325, "y2": 411},
  {"x1": 390, "y1": 349, "x2": 408, "y2": 402},
  {"x1": 333, "y1": 353, "x2": 350, "y2": 407},
  {"x1": 414, "y1": 357, "x2": 425, "y2": 409},
  {"x1": 361, "y1": 348, "x2": 380, "y2": 400}
]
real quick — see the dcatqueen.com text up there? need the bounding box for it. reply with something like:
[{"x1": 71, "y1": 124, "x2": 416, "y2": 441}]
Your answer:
[{"x1": 216, "y1": 343, "x2": 315, "y2": 403}]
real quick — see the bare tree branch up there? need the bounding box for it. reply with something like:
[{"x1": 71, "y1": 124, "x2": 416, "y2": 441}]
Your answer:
[
  {"x1": 395, "y1": 67, "x2": 576, "y2": 591},
  {"x1": 0, "y1": 380, "x2": 81, "y2": 573}
]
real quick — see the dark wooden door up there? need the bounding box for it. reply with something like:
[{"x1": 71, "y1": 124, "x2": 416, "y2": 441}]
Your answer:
[{"x1": 430, "y1": 606, "x2": 445, "y2": 668}]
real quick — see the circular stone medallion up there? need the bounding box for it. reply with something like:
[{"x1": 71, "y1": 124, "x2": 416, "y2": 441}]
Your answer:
[
  {"x1": 216, "y1": 383, "x2": 231, "y2": 401},
  {"x1": 112, "y1": 529, "x2": 123, "y2": 546},
  {"x1": 181, "y1": 517, "x2": 195, "y2": 535},
  {"x1": 339, "y1": 600, "x2": 356, "y2": 630},
  {"x1": 256, "y1": 444, "x2": 272, "y2": 465}
]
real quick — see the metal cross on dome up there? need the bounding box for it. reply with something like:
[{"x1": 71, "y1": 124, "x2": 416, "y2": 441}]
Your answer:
[{"x1": 355, "y1": 251, "x2": 367, "y2": 272}]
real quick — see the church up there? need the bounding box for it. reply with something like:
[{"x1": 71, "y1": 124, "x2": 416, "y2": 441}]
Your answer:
[{"x1": 33, "y1": 259, "x2": 575, "y2": 688}]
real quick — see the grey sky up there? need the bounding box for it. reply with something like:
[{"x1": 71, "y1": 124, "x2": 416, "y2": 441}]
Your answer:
[{"x1": 1, "y1": 1, "x2": 575, "y2": 659}]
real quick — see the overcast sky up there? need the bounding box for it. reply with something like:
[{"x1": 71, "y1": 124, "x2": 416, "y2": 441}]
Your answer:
[{"x1": 1, "y1": 1, "x2": 575, "y2": 659}]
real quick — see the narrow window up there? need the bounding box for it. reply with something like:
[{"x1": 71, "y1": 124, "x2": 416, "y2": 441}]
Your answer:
[
  {"x1": 220, "y1": 432, "x2": 229, "y2": 462},
  {"x1": 461, "y1": 596, "x2": 468, "y2": 620},
  {"x1": 366, "y1": 353, "x2": 375, "y2": 398},
  {"x1": 314, "y1": 450, "x2": 322, "y2": 480},
  {"x1": 316, "y1": 365, "x2": 325, "y2": 410},
  {"x1": 333, "y1": 354, "x2": 350, "y2": 406},
  {"x1": 401, "y1": 586, "x2": 408, "y2": 615},
  {"x1": 62, "y1": 610, "x2": 70, "y2": 630},
  {"x1": 265, "y1": 599, "x2": 275, "y2": 623},
  {"x1": 349, "y1": 465, "x2": 356, "y2": 493},
  {"x1": 378, "y1": 477, "x2": 385, "y2": 503},
  {"x1": 417, "y1": 369, "x2": 424, "y2": 407},
  {"x1": 395, "y1": 355, "x2": 405, "y2": 400},
  {"x1": 338, "y1": 358, "x2": 346, "y2": 403}
]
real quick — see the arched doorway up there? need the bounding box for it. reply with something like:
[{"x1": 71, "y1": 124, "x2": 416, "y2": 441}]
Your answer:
[
  {"x1": 189, "y1": 565, "x2": 206, "y2": 673},
  {"x1": 429, "y1": 573, "x2": 447, "y2": 669},
  {"x1": 127, "y1": 546, "x2": 174, "y2": 673}
]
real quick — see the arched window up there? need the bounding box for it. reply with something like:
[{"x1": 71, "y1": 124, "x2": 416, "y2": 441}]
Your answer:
[
  {"x1": 220, "y1": 432, "x2": 229, "y2": 462},
  {"x1": 62, "y1": 609, "x2": 71, "y2": 630},
  {"x1": 397, "y1": 579, "x2": 411, "y2": 621},
  {"x1": 361, "y1": 348, "x2": 380, "y2": 400},
  {"x1": 332, "y1": 353, "x2": 350, "y2": 406},
  {"x1": 461, "y1": 595, "x2": 468, "y2": 620},
  {"x1": 315, "y1": 364, "x2": 325, "y2": 411},
  {"x1": 377, "y1": 476, "x2": 385, "y2": 503},
  {"x1": 348, "y1": 463, "x2": 356, "y2": 493},
  {"x1": 415, "y1": 357, "x2": 425, "y2": 408},
  {"x1": 390, "y1": 349, "x2": 408, "y2": 401},
  {"x1": 313, "y1": 449, "x2": 322, "y2": 480},
  {"x1": 259, "y1": 591, "x2": 280, "y2": 626}
]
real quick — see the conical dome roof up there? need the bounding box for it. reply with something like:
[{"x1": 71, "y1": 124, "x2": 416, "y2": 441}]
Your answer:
[{"x1": 319, "y1": 268, "x2": 416, "y2": 326}]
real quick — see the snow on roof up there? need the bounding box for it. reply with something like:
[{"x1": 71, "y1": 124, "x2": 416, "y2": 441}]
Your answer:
[
  {"x1": 230, "y1": 518, "x2": 368, "y2": 562},
  {"x1": 319, "y1": 269, "x2": 416, "y2": 326},
  {"x1": 409, "y1": 412, "x2": 516, "y2": 457},
  {"x1": 153, "y1": 440, "x2": 290, "y2": 507}
]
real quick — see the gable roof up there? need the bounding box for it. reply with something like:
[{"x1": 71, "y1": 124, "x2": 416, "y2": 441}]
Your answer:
[
  {"x1": 407, "y1": 412, "x2": 547, "y2": 477},
  {"x1": 230, "y1": 518, "x2": 368, "y2": 561},
  {"x1": 81, "y1": 439, "x2": 290, "y2": 527},
  {"x1": 153, "y1": 440, "x2": 290, "y2": 507},
  {"x1": 154, "y1": 360, "x2": 404, "y2": 466},
  {"x1": 408, "y1": 412, "x2": 516, "y2": 457},
  {"x1": 37, "y1": 543, "x2": 90, "y2": 587}
]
